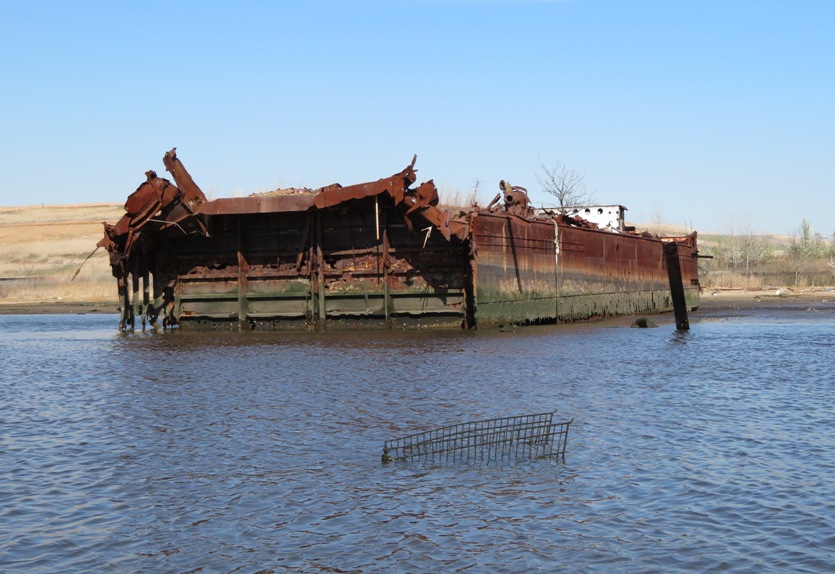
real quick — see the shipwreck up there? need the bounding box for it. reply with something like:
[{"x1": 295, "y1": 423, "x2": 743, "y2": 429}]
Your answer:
[{"x1": 98, "y1": 149, "x2": 701, "y2": 331}]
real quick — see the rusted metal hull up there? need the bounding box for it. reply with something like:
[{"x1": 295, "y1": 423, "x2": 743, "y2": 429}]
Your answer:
[
  {"x1": 98, "y1": 151, "x2": 700, "y2": 330},
  {"x1": 470, "y1": 214, "x2": 700, "y2": 327},
  {"x1": 470, "y1": 213, "x2": 558, "y2": 326},
  {"x1": 555, "y1": 225, "x2": 700, "y2": 323}
]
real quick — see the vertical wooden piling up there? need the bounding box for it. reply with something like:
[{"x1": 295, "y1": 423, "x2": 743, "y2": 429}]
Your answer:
[
  {"x1": 237, "y1": 217, "x2": 250, "y2": 329},
  {"x1": 663, "y1": 241, "x2": 689, "y2": 330},
  {"x1": 130, "y1": 270, "x2": 139, "y2": 330},
  {"x1": 142, "y1": 270, "x2": 150, "y2": 329},
  {"x1": 316, "y1": 212, "x2": 325, "y2": 325}
]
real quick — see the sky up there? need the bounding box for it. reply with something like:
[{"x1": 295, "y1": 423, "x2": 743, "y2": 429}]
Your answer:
[{"x1": 1, "y1": 0, "x2": 832, "y2": 235}]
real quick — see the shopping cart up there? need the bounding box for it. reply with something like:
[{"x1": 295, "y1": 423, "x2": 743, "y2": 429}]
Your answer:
[{"x1": 382, "y1": 411, "x2": 572, "y2": 464}]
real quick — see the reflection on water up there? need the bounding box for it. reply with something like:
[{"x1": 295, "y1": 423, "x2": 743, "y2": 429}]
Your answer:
[{"x1": 1, "y1": 304, "x2": 834, "y2": 572}]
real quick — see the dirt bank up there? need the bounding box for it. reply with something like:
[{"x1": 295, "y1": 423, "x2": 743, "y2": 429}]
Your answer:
[
  {"x1": 3, "y1": 288, "x2": 832, "y2": 316},
  {"x1": 697, "y1": 287, "x2": 835, "y2": 310},
  {"x1": 0, "y1": 301, "x2": 119, "y2": 315},
  {"x1": 0, "y1": 203, "x2": 123, "y2": 310}
]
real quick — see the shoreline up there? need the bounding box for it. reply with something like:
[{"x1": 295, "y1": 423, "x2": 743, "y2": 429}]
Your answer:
[
  {"x1": 0, "y1": 301, "x2": 120, "y2": 315},
  {"x1": 695, "y1": 287, "x2": 835, "y2": 311},
  {"x1": 1, "y1": 288, "x2": 832, "y2": 316}
]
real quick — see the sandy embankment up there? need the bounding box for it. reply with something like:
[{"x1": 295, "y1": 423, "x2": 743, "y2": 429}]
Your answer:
[
  {"x1": 0, "y1": 203, "x2": 124, "y2": 313},
  {"x1": 697, "y1": 287, "x2": 835, "y2": 310}
]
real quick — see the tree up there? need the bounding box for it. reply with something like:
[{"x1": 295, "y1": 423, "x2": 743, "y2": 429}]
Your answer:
[
  {"x1": 470, "y1": 177, "x2": 482, "y2": 205},
  {"x1": 788, "y1": 218, "x2": 827, "y2": 285},
  {"x1": 737, "y1": 217, "x2": 771, "y2": 288},
  {"x1": 702, "y1": 215, "x2": 772, "y2": 289},
  {"x1": 536, "y1": 159, "x2": 596, "y2": 210},
  {"x1": 830, "y1": 232, "x2": 835, "y2": 279}
]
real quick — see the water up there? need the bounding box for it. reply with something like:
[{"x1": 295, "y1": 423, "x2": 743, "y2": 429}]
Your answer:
[{"x1": 1, "y1": 303, "x2": 834, "y2": 573}]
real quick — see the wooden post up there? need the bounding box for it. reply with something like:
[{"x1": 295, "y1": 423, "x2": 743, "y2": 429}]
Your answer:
[
  {"x1": 237, "y1": 217, "x2": 249, "y2": 329},
  {"x1": 663, "y1": 241, "x2": 689, "y2": 330},
  {"x1": 382, "y1": 208, "x2": 390, "y2": 328},
  {"x1": 130, "y1": 269, "x2": 139, "y2": 330},
  {"x1": 316, "y1": 212, "x2": 325, "y2": 327},
  {"x1": 119, "y1": 271, "x2": 129, "y2": 331},
  {"x1": 142, "y1": 269, "x2": 150, "y2": 329}
]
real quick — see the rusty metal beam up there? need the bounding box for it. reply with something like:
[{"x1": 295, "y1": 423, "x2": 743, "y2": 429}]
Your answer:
[{"x1": 163, "y1": 147, "x2": 207, "y2": 207}]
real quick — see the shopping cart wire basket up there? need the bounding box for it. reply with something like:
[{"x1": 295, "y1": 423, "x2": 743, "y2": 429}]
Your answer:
[{"x1": 382, "y1": 411, "x2": 572, "y2": 464}]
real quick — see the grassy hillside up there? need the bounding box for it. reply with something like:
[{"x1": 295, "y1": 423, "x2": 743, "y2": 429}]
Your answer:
[{"x1": 0, "y1": 204, "x2": 124, "y2": 305}]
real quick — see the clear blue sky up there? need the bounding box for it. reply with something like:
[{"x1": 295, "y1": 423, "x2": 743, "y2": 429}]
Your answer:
[{"x1": 1, "y1": 0, "x2": 832, "y2": 235}]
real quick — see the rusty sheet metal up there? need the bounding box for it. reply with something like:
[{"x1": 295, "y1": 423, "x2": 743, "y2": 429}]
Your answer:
[
  {"x1": 196, "y1": 156, "x2": 468, "y2": 239},
  {"x1": 96, "y1": 152, "x2": 210, "y2": 330},
  {"x1": 469, "y1": 205, "x2": 701, "y2": 328},
  {"x1": 162, "y1": 147, "x2": 207, "y2": 206},
  {"x1": 470, "y1": 212, "x2": 558, "y2": 327},
  {"x1": 172, "y1": 202, "x2": 469, "y2": 330},
  {"x1": 197, "y1": 195, "x2": 316, "y2": 215},
  {"x1": 555, "y1": 225, "x2": 700, "y2": 323}
]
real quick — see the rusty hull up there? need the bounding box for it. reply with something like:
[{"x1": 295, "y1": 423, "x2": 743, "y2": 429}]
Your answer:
[
  {"x1": 554, "y1": 225, "x2": 700, "y2": 322},
  {"x1": 99, "y1": 150, "x2": 701, "y2": 330},
  {"x1": 468, "y1": 213, "x2": 700, "y2": 326}
]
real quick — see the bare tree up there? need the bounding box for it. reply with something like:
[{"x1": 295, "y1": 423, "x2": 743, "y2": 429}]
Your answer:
[
  {"x1": 536, "y1": 159, "x2": 595, "y2": 210},
  {"x1": 469, "y1": 177, "x2": 483, "y2": 206},
  {"x1": 650, "y1": 208, "x2": 666, "y2": 235},
  {"x1": 829, "y1": 231, "x2": 835, "y2": 279},
  {"x1": 711, "y1": 215, "x2": 771, "y2": 286},
  {"x1": 788, "y1": 218, "x2": 827, "y2": 285},
  {"x1": 738, "y1": 217, "x2": 771, "y2": 288}
]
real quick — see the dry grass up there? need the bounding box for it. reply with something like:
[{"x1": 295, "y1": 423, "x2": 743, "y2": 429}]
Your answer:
[
  {"x1": 0, "y1": 203, "x2": 124, "y2": 225},
  {"x1": 700, "y1": 271, "x2": 767, "y2": 290},
  {"x1": 438, "y1": 186, "x2": 484, "y2": 211},
  {"x1": 630, "y1": 220, "x2": 693, "y2": 236},
  {"x1": 0, "y1": 204, "x2": 123, "y2": 304}
]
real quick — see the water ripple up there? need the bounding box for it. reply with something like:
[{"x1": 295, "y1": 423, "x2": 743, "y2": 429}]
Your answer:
[{"x1": 1, "y1": 309, "x2": 834, "y2": 572}]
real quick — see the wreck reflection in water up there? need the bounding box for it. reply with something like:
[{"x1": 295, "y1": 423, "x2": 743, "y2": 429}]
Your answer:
[{"x1": 1, "y1": 302, "x2": 833, "y2": 572}]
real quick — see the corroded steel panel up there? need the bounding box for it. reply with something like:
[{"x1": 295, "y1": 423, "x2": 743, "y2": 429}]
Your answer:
[
  {"x1": 556, "y1": 226, "x2": 700, "y2": 322},
  {"x1": 163, "y1": 195, "x2": 467, "y2": 329},
  {"x1": 471, "y1": 214, "x2": 701, "y2": 327},
  {"x1": 198, "y1": 195, "x2": 315, "y2": 215},
  {"x1": 471, "y1": 212, "x2": 557, "y2": 327}
]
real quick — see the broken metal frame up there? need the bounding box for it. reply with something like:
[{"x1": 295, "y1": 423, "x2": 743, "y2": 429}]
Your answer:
[{"x1": 382, "y1": 411, "x2": 573, "y2": 464}]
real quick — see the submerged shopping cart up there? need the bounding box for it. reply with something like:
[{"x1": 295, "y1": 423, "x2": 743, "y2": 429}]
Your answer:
[{"x1": 382, "y1": 411, "x2": 572, "y2": 464}]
